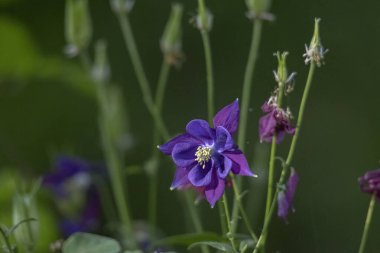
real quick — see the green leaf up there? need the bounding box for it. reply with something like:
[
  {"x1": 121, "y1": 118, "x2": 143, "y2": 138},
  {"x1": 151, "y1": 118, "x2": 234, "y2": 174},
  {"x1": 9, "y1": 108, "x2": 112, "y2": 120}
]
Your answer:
[
  {"x1": 188, "y1": 241, "x2": 234, "y2": 252},
  {"x1": 62, "y1": 232, "x2": 121, "y2": 253},
  {"x1": 152, "y1": 232, "x2": 224, "y2": 248}
]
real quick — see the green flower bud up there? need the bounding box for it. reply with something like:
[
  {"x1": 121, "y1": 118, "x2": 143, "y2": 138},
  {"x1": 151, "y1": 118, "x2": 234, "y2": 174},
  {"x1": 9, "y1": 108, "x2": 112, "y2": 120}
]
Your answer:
[
  {"x1": 245, "y1": 0, "x2": 274, "y2": 21},
  {"x1": 160, "y1": 4, "x2": 184, "y2": 66},
  {"x1": 110, "y1": 0, "x2": 134, "y2": 14},
  {"x1": 303, "y1": 18, "x2": 328, "y2": 67},
  {"x1": 196, "y1": 0, "x2": 213, "y2": 32},
  {"x1": 273, "y1": 52, "x2": 296, "y2": 91},
  {"x1": 92, "y1": 40, "x2": 111, "y2": 83},
  {"x1": 64, "y1": 0, "x2": 92, "y2": 57}
]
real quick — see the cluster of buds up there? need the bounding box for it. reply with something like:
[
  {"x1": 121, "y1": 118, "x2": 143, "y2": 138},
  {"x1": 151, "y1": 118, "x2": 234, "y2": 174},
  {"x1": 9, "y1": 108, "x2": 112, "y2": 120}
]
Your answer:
[
  {"x1": 273, "y1": 52, "x2": 296, "y2": 96},
  {"x1": 303, "y1": 18, "x2": 328, "y2": 66},
  {"x1": 245, "y1": 0, "x2": 274, "y2": 21},
  {"x1": 194, "y1": 0, "x2": 213, "y2": 32},
  {"x1": 160, "y1": 4, "x2": 185, "y2": 67},
  {"x1": 110, "y1": 0, "x2": 134, "y2": 14}
]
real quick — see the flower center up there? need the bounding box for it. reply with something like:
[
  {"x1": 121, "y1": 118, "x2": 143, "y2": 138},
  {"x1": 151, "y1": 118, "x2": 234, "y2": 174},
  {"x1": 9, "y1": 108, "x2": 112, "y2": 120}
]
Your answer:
[{"x1": 195, "y1": 146, "x2": 212, "y2": 169}]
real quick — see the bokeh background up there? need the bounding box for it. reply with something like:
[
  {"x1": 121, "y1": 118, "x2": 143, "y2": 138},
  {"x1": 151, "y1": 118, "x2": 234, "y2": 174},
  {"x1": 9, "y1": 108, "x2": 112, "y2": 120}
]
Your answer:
[{"x1": 0, "y1": 0, "x2": 379, "y2": 252}]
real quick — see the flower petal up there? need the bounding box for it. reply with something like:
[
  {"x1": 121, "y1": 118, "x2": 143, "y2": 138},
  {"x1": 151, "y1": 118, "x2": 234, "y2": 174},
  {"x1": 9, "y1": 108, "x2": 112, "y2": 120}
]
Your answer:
[
  {"x1": 215, "y1": 126, "x2": 234, "y2": 152},
  {"x1": 186, "y1": 119, "x2": 215, "y2": 144},
  {"x1": 205, "y1": 178, "x2": 225, "y2": 208},
  {"x1": 224, "y1": 151, "x2": 255, "y2": 177},
  {"x1": 277, "y1": 191, "x2": 290, "y2": 221},
  {"x1": 258, "y1": 111, "x2": 277, "y2": 143},
  {"x1": 170, "y1": 167, "x2": 191, "y2": 190},
  {"x1": 172, "y1": 142, "x2": 198, "y2": 167},
  {"x1": 188, "y1": 162, "x2": 213, "y2": 187},
  {"x1": 217, "y1": 155, "x2": 232, "y2": 179},
  {"x1": 213, "y1": 99, "x2": 240, "y2": 134},
  {"x1": 158, "y1": 133, "x2": 200, "y2": 155},
  {"x1": 286, "y1": 169, "x2": 299, "y2": 201}
]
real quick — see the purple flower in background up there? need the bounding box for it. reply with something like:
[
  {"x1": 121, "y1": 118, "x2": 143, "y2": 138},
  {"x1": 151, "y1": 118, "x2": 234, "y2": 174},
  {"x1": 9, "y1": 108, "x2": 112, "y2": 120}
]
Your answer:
[
  {"x1": 277, "y1": 168, "x2": 299, "y2": 221},
  {"x1": 159, "y1": 99, "x2": 255, "y2": 207},
  {"x1": 358, "y1": 169, "x2": 380, "y2": 201},
  {"x1": 42, "y1": 156, "x2": 102, "y2": 237},
  {"x1": 259, "y1": 98, "x2": 295, "y2": 143}
]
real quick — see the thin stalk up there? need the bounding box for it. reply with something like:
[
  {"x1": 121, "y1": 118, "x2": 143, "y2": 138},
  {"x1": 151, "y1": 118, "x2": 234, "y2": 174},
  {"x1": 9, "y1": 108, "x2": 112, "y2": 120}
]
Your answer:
[
  {"x1": 358, "y1": 193, "x2": 376, "y2": 253},
  {"x1": 254, "y1": 62, "x2": 318, "y2": 252},
  {"x1": 148, "y1": 60, "x2": 171, "y2": 227},
  {"x1": 0, "y1": 227, "x2": 13, "y2": 253},
  {"x1": 222, "y1": 195, "x2": 237, "y2": 252},
  {"x1": 232, "y1": 19, "x2": 263, "y2": 233},
  {"x1": 218, "y1": 202, "x2": 228, "y2": 235},
  {"x1": 116, "y1": 12, "x2": 169, "y2": 140},
  {"x1": 201, "y1": 31, "x2": 214, "y2": 120}
]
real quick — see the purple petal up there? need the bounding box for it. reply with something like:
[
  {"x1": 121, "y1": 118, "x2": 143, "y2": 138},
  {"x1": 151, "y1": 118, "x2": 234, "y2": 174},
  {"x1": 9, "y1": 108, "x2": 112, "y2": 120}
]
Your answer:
[
  {"x1": 277, "y1": 191, "x2": 290, "y2": 221},
  {"x1": 188, "y1": 162, "x2": 213, "y2": 187},
  {"x1": 186, "y1": 119, "x2": 215, "y2": 144},
  {"x1": 213, "y1": 99, "x2": 240, "y2": 134},
  {"x1": 217, "y1": 156, "x2": 232, "y2": 179},
  {"x1": 215, "y1": 126, "x2": 234, "y2": 152},
  {"x1": 258, "y1": 111, "x2": 277, "y2": 143},
  {"x1": 286, "y1": 169, "x2": 299, "y2": 202},
  {"x1": 224, "y1": 151, "x2": 255, "y2": 177},
  {"x1": 261, "y1": 101, "x2": 274, "y2": 113},
  {"x1": 158, "y1": 133, "x2": 200, "y2": 155},
  {"x1": 205, "y1": 178, "x2": 225, "y2": 208},
  {"x1": 170, "y1": 167, "x2": 191, "y2": 190},
  {"x1": 359, "y1": 168, "x2": 380, "y2": 194},
  {"x1": 172, "y1": 142, "x2": 198, "y2": 167}
]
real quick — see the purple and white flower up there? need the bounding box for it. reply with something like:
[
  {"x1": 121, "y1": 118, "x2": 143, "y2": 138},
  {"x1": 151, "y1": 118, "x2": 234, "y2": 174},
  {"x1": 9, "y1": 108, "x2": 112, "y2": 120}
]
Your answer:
[{"x1": 159, "y1": 99, "x2": 255, "y2": 207}]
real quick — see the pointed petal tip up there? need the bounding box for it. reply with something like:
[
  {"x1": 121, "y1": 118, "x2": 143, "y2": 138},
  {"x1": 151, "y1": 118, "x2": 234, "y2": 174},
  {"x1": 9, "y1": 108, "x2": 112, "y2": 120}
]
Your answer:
[
  {"x1": 170, "y1": 187, "x2": 175, "y2": 191},
  {"x1": 253, "y1": 174, "x2": 258, "y2": 178}
]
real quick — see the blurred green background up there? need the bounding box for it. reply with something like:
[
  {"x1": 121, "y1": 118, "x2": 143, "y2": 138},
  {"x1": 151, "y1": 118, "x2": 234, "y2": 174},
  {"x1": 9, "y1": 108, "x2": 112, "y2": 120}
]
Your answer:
[{"x1": 0, "y1": 0, "x2": 379, "y2": 252}]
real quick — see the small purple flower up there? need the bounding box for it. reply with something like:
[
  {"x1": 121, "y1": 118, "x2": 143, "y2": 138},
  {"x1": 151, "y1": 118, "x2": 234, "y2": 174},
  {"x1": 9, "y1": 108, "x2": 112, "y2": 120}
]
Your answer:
[
  {"x1": 259, "y1": 98, "x2": 295, "y2": 143},
  {"x1": 358, "y1": 169, "x2": 380, "y2": 201},
  {"x1": 42, "y1": 156, "x2": 102, "y2": 237},
  {"x1": 159, "y1": 99, "x2": 255, "y2": 207},
  {"x1": 277, "y1": 168, "x2": 299, "y2": 221}
]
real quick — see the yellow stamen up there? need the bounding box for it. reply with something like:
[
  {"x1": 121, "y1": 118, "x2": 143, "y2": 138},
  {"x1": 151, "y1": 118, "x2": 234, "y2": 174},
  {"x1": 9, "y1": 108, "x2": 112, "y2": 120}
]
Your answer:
[{"x1": 195, "y1": 146, "x2": 212, "y2": 169}]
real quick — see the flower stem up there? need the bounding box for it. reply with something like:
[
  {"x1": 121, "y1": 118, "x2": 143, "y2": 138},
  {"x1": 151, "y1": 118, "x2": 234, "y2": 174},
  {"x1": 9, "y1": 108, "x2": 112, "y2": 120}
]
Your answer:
[
  {"x1": 116, "y1": 12, "x2": 169, "y2": 140},
  {"x1": 148, "y1": 60, "x2": 171, "y2": 227},
  {"x1": 0, "y1": 226, "x2": 14, "y2": 253},
  {"x1": 358, "y1": 193, "x2": 376, "y2": 253},
  {"x1": 222, "y1": 194, "x2": 237, "y2": 252},
  {"x1": 254, "y1": 62, "x2": 317, "y2": 252},
  {"x1": 200, "y1": 31, "x2": 214, "y2": 121},
  {"x1": 232, "y1": 19, "x2": 263, "y2": 233}
]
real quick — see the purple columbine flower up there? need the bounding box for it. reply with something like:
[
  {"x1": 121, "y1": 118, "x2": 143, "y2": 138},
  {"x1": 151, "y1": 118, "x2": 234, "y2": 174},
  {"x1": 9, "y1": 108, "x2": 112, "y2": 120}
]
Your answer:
[
  {"x1": 259, "y1": 97, "x2": 295, "y2": 143},
  {"x1": 358, "y1": 169, "x2": 380, "y2": 201},
  {"x1": 277, "y1": 168, "x2": 299, "y2": 221},
  {"x1": 42, "y1": 156, "x2": 102, "y2": 237},
  {"x1": 158, "y1": 99, "x2": 255, "y2": 207}
]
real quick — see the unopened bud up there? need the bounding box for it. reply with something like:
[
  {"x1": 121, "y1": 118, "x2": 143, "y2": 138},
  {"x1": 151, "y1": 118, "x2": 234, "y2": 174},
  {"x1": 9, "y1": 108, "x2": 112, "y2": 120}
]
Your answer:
[
  {"x1": 303, "y1": 18, "x2": 328, "y2": 67},
  {"x1": 64, "y1": 0, "x2": 92, "y2": 57},
  {"x1": 273, "y1": 52, "x2": 295, "y2": 84},
  {"x1": 245, "y1": 0, "x2": 274, "y2": 21},
  {"x1": 110, "y1": 0, "x2": 134, "y2": 14},
  {"x1": 195, "y1": 0, "x2": 213, "y2": 32},
  {"x1": 160, "y1": 4, "x2": 184, "y2": 66},
  {"x1": 92, "y1": 40, "x2": 111, "y2": 83}
]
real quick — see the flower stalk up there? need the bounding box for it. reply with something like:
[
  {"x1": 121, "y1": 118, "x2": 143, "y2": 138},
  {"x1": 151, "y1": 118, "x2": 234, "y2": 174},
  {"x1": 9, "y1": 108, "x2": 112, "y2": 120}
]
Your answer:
[{"x1": 358, "y1": 193, "x2": 376, "y2": 253}]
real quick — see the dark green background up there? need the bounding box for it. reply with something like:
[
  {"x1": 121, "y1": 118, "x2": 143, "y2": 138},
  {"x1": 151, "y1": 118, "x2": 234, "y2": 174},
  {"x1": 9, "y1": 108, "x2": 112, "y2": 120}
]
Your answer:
[{"x1": 0, "y1": 0, "x2": 379, "y2": 252}]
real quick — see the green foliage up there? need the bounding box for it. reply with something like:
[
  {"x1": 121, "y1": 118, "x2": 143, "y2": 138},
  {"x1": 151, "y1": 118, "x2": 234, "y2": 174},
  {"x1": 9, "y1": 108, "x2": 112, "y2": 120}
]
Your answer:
[
  {"x1": 152, "y1": 232, "x2": 224, "y2": 248},
  {"x1": 62, "y1": 233, "x2": 121, "y2": 253},
  {"x1": 188, "y1": 241, "x2": 234, "y2": 252}
]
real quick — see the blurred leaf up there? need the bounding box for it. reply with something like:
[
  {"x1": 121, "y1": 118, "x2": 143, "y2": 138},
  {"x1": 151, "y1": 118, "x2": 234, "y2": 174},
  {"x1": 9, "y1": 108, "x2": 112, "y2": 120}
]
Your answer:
[
  {"x1": 188, "y1": 241, "x2": 234, "y2": 252},
  {"x1": 62, "y1": 232, "x2": 121, "y2": 253},
  {"x1": 152, "y1": 232, "x2": 224, "y2": 248},
  {"x1": 8, "y1": 218, "x2": 37, "y2": 236}
]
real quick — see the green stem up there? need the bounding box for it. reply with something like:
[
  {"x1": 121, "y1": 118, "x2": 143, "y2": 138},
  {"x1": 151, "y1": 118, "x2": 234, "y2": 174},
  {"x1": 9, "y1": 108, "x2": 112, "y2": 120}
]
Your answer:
[
  {"x1": 222, "y1": 195, "x2": 237, "y2": 252},
  {"x1": 232, "y1": 19, "x2": 263, "y2": 233},
  {"x1": 264, "y1": 136, "x2": 277, "y2": 219},
  {"x1": 0, "y1": 227, "x2": 13, "y2": 253},
  {"x1": 358, "y1": 193, "x2": 376, "y2": 253},
  {"x1": 116, "y1": 12, "x2": 169, "y2": 140},
  {"x1": 254, "y1": 62, "x2": 317, "y2": 252},
  {"x1": 201, "y1": 31, "x2": 214, "y2": 121}
]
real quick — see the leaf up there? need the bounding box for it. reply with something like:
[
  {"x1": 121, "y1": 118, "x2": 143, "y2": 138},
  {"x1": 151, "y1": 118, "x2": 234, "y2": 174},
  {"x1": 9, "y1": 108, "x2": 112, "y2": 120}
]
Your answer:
[
  {"x1": 9, "y1": 218, "x2": 37, "y2": 236},
  {"x1": 151, "y1": 232, "x2": 224, "y2": 248},
  {"x1": 62, "y1": 232, "x2": 121, "y2": 253},
  {"x1": 188, "y1": 241, "x2": 234, "y2": 252}
]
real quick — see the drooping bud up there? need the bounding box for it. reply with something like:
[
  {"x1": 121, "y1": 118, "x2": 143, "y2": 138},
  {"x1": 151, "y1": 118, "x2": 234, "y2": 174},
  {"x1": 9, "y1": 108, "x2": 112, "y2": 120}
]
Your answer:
[
  {"x1": 92, "y1": 40, "x2": 111, "y2": 83},
  {"x1": 12, "y1": 181, "x2": 40, "y2": 252},
  {"x1": 160, "y1": 4, "x2": 184, "y2": 66},
  {"x1": 110, "y1": 0, "x2": 134, "y2": 14},
  {"x1": 245, "y1": 0, "x2": 274, "y2": 21},
  {"x1": 303, "y1": 18, "x2": 328, "y2": 67},
  {"x1": 195, "y1": 0, "x2": 213, "y2": 32},
  {"x1": 64, "y1": 0, "x2": 92, "y2": 57}
]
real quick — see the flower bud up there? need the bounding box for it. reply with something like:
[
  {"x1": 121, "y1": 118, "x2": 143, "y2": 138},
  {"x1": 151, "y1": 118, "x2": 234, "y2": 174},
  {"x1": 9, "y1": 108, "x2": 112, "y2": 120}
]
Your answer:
[
  {"x1": 110, "y1": 0, "x2": 134, "y2": 14},
  {"x1": 92, "y1": 40, "x2": 111, "y2": 83},
  {"x1": 160, "y1": 4, "x2": 184, "y2": 66},
  {"x1": 196, "y1": 0, "x2": 213, "y2": 32},
  {"x1": 64, "y1": 0, "x2": 92, "y2": 57},
  {"x1": 303, "y1": 18, "x2": 328, "y2": 67}
]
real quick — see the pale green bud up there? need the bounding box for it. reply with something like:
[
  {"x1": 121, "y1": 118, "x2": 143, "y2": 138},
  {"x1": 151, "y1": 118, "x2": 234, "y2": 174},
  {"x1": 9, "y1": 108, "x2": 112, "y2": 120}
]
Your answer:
[
  {"x1": 245, "y1": 0, "x2": 274, "y2": 21},
  {"x1": 196, "y1": 0, "x2": 213, "y2": 32},
  {"x1": 92, "y1": 40, "x2": 111, "y2": 83},
  {"x1": 110, "y1": 0, "x2": 134, "y2": 14},
  {"x1": 303, "y1": 18, "x2": 328, "y2": 66},
  {"x1": 64, "y1": 0, "x2": 92, "y2": 57},
  {"x1": 273, "y1": 51, "x2": 296, "y2": 89}
]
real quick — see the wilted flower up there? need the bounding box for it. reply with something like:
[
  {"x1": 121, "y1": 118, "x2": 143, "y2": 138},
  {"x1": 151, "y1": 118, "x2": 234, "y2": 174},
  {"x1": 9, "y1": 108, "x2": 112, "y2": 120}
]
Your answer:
[
  {"x1": 277, "y1": 168, "x2": 299, "y2": 221},
  {"x1": 42, "y1": 156, "x2": 102, "y2": 237},
  {"x1": 259, "y1": 96, "x2": 295, "y2": 143},
  {"x1": 358, "y1": 169, "x2": 380, "y2": 200},
  {"x1": 159, "y1": 100, "x2": 255, "y2": 207}
]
